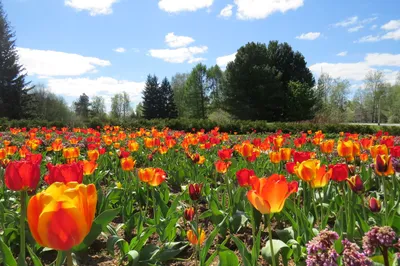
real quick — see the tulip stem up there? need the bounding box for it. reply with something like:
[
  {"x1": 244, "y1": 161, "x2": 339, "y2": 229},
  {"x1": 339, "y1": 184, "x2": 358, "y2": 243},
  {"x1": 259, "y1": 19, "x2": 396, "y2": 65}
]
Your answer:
[
  {"x1": 66, "y1": 250, "x2": 73, "y2": 266},
  {"x1": 266, "y1": 214, "x2": 276, "y2": 266},
  {"x1": 382, "y1": 178, "x2": 389, "y2": 225},
  {"x1": 19, "y1": 190, "x2": 27, "y2": 266}
]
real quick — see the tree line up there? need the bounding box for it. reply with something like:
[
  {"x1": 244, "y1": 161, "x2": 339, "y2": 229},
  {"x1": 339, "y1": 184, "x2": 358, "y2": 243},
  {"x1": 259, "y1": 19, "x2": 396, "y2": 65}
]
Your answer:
[{"x1": 1, "y1": 0, "x2": 400, "y2": 124}]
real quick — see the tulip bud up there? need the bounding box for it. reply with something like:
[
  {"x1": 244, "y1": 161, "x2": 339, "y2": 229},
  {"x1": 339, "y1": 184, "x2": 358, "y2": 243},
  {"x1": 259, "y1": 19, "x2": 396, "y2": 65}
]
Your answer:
[
  {"x1": 369, "y1": 197, "x2": 381, "y2": 213},
  {"x1": 189, "y1": 183, "x2": 202, "y2": 201},
  {"x1": 346, "y1": 175, "x2": 364, "y2": 194},
  {"x1": 184, "y1": 207, "x2": 195, "y2": 221}
]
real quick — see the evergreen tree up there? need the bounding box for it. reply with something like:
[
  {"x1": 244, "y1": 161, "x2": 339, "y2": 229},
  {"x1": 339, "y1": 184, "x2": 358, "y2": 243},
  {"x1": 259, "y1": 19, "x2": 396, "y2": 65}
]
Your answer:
[
  {"x1": 186, "y1": 63, "x2": 208, "y2": 119},
  {"x1": 142, "y1": 75, "x2": 161, "y2": 119},
  {"x1": 0, "y1": 2, "x2": 33, "y2": 119},
  {"x1": 160, "y1": 77, "x2": 178, "y2": 118},
  {"x1": 73, "y1": 93, "x2": 90, "y2": 119}
]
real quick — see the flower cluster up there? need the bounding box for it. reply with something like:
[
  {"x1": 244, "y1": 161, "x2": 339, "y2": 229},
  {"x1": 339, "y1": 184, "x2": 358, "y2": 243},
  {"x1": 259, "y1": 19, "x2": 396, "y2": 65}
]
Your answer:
[
  {"x1": 342, "y1": 239, "x2": 372, "y2": 266},
  {"x1": 362, "y1": 226, "x2": 397, "y2": 256},
  {"x1": 306, "y1": 230, "x2": 339, "y2": 266}
]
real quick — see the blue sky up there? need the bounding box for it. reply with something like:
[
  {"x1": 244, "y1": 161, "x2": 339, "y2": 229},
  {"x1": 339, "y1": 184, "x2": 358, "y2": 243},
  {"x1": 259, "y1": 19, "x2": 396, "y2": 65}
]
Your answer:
[{"x1": 4, "y1": 0, "x2": 400, "y2": 110}]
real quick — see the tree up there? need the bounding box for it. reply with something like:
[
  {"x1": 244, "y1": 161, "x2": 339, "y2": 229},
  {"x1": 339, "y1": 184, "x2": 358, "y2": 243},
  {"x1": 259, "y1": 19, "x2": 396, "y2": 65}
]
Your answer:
[
  {"x1": 171, "y1": 73, "x2": 189, "y2": 117},
  {"x1": 135, "y1": 102, "x2": 144, "y2": 118},
  {"x1": 364, "y1": 70, "x2": 386, "y2": 123},
  {"x1": 160, "y1": 77, "x2": 178, "y2": 118},
  {"x1": 111, "y1": 93, "x2": 123, "y2": 119},
  {"x1": 142, "y1": 75, "x2": 162, "y2": 119},
  {"x1": 207, "y1": 65, "x2": 224, "y2": 111},
  {"x1": 223, "y1": 42, "x2": 283, "y2": 120},
  {"x1": 186, "y1": 63, "x2": 208, "y2": 119},
  {"x1": 30, "y1": 83, "x2": 72, "y2": 121},
  {"x1": 73, "y1": 93, "x2": 90, "y2": 119},
  {"x1": 122, "y1": 92, "x2": 131, "y2": 118},
  {"x1": 223, "y1": 41, "x2": 316, "y2": 121},
  {"x1": 0, "y1": 2, "x2": 33, "y2": 119},
  {"x1": 91, "y1": 96, "x2": 106, "y2": 118}
]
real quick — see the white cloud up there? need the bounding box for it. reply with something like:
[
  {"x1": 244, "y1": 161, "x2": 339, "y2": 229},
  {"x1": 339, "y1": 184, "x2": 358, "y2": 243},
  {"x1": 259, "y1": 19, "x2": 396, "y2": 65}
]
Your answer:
[
  {"x1": 47, "y1": 77, "x2": 145, "y2": 112},
  {"x1": 295, "y1": 32, "x2": 321, "y2": 40},
  {"x1": 310, "y1": 53, "x2": 400, "y2": 82},
  {"x1": 337, "y1": 51, "x2": 348, "y2": 57},
  {"x1": 158, "y1": 0, "x2": 213, "y2": 13},
  {"x1": 17, "y1": 47, "x2": 111, "y2": 77},
  {"x1": 355, "y1": 35, "x2": 381, "y2": 43},
  {"x1": 216, "y1": 52, "x2": 237, "y2": 68},
  {"x1": 234, "y1": 0, "x2": 304, "y2": 20},
  {"x1": 382, "y1": 28, "x2": 400, "y2": 40},
  {"x1": 65, "y1": 0, "x2": 118, "y2": 16},
  {"x1": 113, "y1": 47, "x2": 126, "y2": 53},
  {"x1": 370, "y1": 24, "x2": 377, "y2": 30},
  {"x1": 365, "y1": 53, "x2": 400, "y2": 67},
  {"x1": 165, "y1": 32, "x2": 195, "y2": 48},
  {"x1": 348, "y1": 25, "x2": 363, "y2": 32},
  {"x1": 381, "y1": 20, "x2": 400, "y2": 31},
  {"x1": 334, "y1": 16, "x2": 358, "y2": 27},
  {"x1": 148, "y1": 46, "x2": 208, "y2": 63},
  {"x1": 219, "y1": 4, "x2": 233, "y2": 18}
]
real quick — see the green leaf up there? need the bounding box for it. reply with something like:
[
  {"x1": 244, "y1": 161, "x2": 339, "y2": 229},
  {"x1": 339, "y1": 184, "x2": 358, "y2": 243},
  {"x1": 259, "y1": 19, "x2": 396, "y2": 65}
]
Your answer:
[
  {"x1": 276, "y1": 227, "x2": 295, "y2": 243},
  {"x1": 0, "y1": 237, "x2": 17, "y2": 266},
  {"x1": 157, "y1": 242, "x2": 188, "y2": 262},
  {"x1": 218, "y1": 247, "x2": 239, "y2": 266},
  {"x1": 261, "y1": 239, "x2": 289, "y2": 265},
  {"x1": 126, "y1": 250, "x2": 139, "y2": 264},
  {"x1": 231, "y1": 235, "x2": 252, "y2": 266},
  {"x1": 107, "y1": 236, "x2": 129, "y2": 256},
  {"x1": 73, "y1": 208, "x2": 120, "y2": 251},
  {"x1": 26, "y1": 245, "x2": 43, "y2": 266},
  {"x1": 138, "y1": 244, "x2": 159, "y2": 262}
]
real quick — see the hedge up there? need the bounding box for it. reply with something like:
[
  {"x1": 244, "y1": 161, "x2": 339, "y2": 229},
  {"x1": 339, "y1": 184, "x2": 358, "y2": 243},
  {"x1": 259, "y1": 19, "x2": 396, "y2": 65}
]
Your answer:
[{"x1": 0, "y1": 117, "x2": 399, "y2": 135}]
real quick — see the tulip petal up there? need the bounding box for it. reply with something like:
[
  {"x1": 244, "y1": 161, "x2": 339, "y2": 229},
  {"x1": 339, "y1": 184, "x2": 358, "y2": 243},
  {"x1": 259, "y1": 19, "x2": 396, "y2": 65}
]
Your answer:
[
  {"x1": 38, "y1": 200, "x2": 86, "y2": 251},
  {"x1": 247, "y1": 190, "x2": 270, "y2": 214},
  {"x1": 27, "y1": 194, "x2": 46, "y2": 247}
]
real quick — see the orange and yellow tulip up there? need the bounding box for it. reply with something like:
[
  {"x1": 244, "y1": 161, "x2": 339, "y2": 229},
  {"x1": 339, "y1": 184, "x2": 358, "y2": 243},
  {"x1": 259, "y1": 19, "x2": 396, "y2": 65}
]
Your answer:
[
  {"x1": 187, "y1": 228, "x2": 206, "y2": 246},
  {"x1": 293, "y1": 159, "x2": 320, "y2": 182},
  {"x1": 280, "y1": 148, "x2": 291, "y2": 161},
  {"x1": 215, "y1": 160, "x2": 231, "y2": 174},
  {"x1": 370, "y1": 144, "x2": 388, "y2": 159},
  {"x1": 269, "y1": 151, "x2": 281, "y2": 164},
  {"x1": 138, "y1": 168, "x2": 167, "y2": 186},
  {"x1": 320, "y1": 140, "x2": 334, "y2": 154},
  {"x1": 82, "y1": 160, "x2": 97, "y2": 176},
  {"x1": 27, "y1": 182, "x2": 97, "y2": 251},
  {"x1": 87, "y1": 150, "x2": 99, "y2": 161},
  {"x1": 247, "y1": 174, "x2": 298, "y2": 214},
  {"x1": 121, "y1": 157, "x2": 135, "y2": 171}
]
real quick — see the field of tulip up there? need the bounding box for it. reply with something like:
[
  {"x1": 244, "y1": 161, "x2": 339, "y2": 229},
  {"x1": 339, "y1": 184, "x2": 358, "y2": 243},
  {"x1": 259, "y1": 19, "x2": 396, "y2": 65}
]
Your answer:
[{"x1": 0, "y1": 126, "x2": 400, "y2": 266}]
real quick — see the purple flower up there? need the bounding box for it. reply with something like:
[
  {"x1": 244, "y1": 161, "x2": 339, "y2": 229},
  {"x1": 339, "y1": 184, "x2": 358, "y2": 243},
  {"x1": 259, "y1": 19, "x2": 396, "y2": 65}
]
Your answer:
[
  {"x1": 342, "y1": 239, "x2": 372, "y2": 266},
  {"x1": 362, "y1": 226, "x2": 396, "y2": 256},
  {"x1": 306, "y1": 230, "x2": 340, "y2": 266}
]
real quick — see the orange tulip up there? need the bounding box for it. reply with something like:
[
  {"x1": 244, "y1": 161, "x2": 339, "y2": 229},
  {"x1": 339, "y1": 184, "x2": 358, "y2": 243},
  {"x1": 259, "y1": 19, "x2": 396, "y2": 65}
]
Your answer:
[
  {"x1": 51, "y1": 139, "x2": 63, "y2": 152},
  {"x1": 0, "y1": 148, "x2": 6, "y2": 160},
  {"x1": 121, "y1": 156, "x2": 136, "y2": 171},
  {"x1": 360, "y1": 153, "x2": 369, "y2": 162},
  {"x1": 310, "y1": 166, "x2": 332, "y2": 188},
  {"x1": 375, "y1": 154, "x2": 394, "y2": 176},
  {"x1": 360, "y1": 138, "x2": 373, "y2": 150},
  {"x1": 273, "y1": 135, "x2": 284, "y2": 149},
  {"x1": 370, "y1": 144, "x2": 388, "y2": 159},
  {"x1": 190, "y1": 153, "x2": 205, "y2": 164},
  {"x1": 138, "y1": 168, "x2": 167, "y2": 186},
  {"x1": 320, "y1": 140, "x2": 335, "y2": 154},
  {"x1": 280, "y1": 148, "x2": 291, "y2": 161},
  {"x1": 6, "y1": 146, "x2": 17, "y2": 156},
  {"x1": 269, "y1": 151, "x2": 281, "y2": 164},
  {"x1": 187, "y1": 228, "x2": 206, "y2": 246},
  {"x1": 215, "y1": 160, "x2": 231, "y2": 174},
  {"x1": 293, "y1": 159, "x2": 320, "y2": 182},
  {"x1": 27, "y1": 182, "x2": 97, "y2": 251},
  {"x1": 87, "y1": 150, "x2": 100, "y2": 161},
  {"x1": 247, "y1": 174, "x2": 298, "y2": 214},
  {"x1": 82, "y1": 160, "x2": 97, "y2": 175},
  {"x1": 337, "y1": 139, "x2": 353, "y2": 158},
  {"x1": 63, "y1": 147, "x2": 80, "y2": 163},
  {"x1": 128, "y1": 140, "x2": 139, "y2": 152}
]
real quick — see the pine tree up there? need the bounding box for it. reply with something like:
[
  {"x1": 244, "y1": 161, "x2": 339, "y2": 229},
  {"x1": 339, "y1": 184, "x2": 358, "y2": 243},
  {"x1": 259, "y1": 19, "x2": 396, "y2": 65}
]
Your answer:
[
  {"x1": 160, "y1": 77, "x2": 178, "y2": 118},
  {"x1": 0, "y1": 1, "x2": 33, "y2": 119},
  {"x1": 142, "y1": 75, "x2": 160, "y2": 119},
  {"x1": 73, "y1": 93, "x2": 90, "y2": 119}
]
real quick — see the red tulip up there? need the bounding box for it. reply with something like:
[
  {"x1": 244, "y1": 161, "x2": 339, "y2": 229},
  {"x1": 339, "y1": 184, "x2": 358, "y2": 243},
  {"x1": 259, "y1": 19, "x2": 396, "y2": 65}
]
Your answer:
[
  {"x1": 236, "y1": 169, "x2": 256, "y2": 187},
  {"x1": 45, "y1": 162, "x2": 83, "y2": 185},
  {"x1": 293, "y1": 151, "x2": 312, "y2": 163},
  {"x1": 285, "y1": 162, "x2": 296, "y2": 175},
  {"x1": 5, "y1": 156, "x2": 41, "y2": 191},
  {"x1": 330, "y1": 164, "x2": 349, "y2": 182},
  {"x1": 189, "y1": 184, "x2": 202, "y2": 201},
  {"x1": 369, "y1": 197, "x2": 381, "y2": 213},
  {"x1": 217, "y1": 148, "x2": 233, "y2": 161}
]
